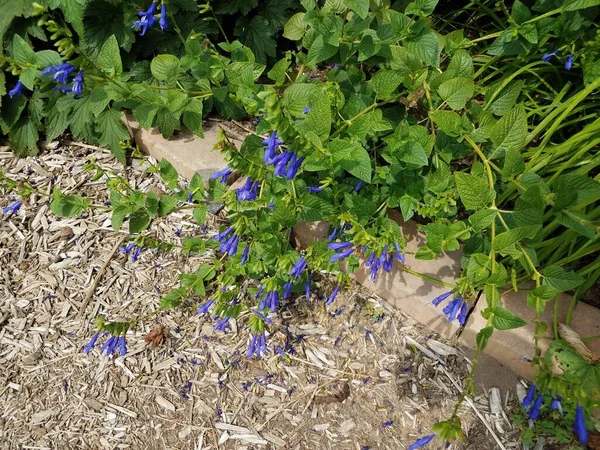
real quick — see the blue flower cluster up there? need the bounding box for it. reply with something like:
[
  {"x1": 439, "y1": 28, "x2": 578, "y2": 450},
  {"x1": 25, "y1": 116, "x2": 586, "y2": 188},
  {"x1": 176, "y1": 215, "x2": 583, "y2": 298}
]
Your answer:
[
  {"x1": 408, "y1": 433, "x2": 435, "y2": 450},
  {"x1": 247, "y1": 331, "x2": 267, "y2": 358},
  {"x1": 262, "y1": 131, "x2": 304, "y2": 179},
  {"x1": 119, "y1": 242, "x2": 143, "y2": 262},
  {"x1": 235, "y1": 178, "x2": 259, "y2": 201},
  {"x1": 259, "y1": 289, "x2": 280, "y2": 312},
  {"x1": 541, "y1": 49, "x2": 574, "y2": 71},
  {"x1": 41, "y1": 63, "x2": 85, "y2": 96},
  {"x1": 432, "y1": 291, "x2": 468, "y2": 326},
  {"x1": 84, "y1": 332, "x2": 127, "y2": 357},
  {"x1": 3, "y1": 200, "x2": 22, "y2": 216},
  {"x1": 213, "y1": 227, "x2": 239, "y2": 256},
  {"x1": 363, "y1": 244, "x2": 405, "y2": 281},
  {"x1": 213, "y1": 316, "x2": 231, "y2": 332},
  {"x1": 197, "y1": 298, "x2": 214, "y2": 315},
  {"x1": 133, "y1": 2, "x2": 168, "y2": 36}
]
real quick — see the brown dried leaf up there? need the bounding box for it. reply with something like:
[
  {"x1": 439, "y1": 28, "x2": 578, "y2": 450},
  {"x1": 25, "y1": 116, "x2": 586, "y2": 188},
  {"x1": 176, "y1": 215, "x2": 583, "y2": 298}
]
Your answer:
[
  {"x1": 314, "y1": 382, "x2": 350, "y2": 405},
  {"x1": 144, "y1": 325, "x2": 166, "y2": 348}
]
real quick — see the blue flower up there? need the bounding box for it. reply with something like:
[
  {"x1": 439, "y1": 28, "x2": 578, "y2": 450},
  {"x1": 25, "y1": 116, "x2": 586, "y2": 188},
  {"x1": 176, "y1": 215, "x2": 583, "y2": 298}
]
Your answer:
[
  {"x1": 241, "y1": 245, "x2": 250, "y2": 265},
  {"x1": 354, "y1": 180, "x2": 365, "y2": 192},
  {"x1": 252, "y1": 310, "x2": 272, "y2": 324},
  {"x1": 213, "y1": 316, "x2": 231, "y2": 332},
  {"x1": 262, "y1": 131, "x2": 283, "y2": 163},
  {"x1": 394, "y1": 243, "x2": 405, "y2": 264},
  {"x1": 100, "y1": 334, "x2": 127, "y2": 356},
  {"x1": 457, "y1": 301, "x2": 468, "y2": 326},
  {"x1": 565, "y1": 54, "x2": 573, "y2": 71},
  {"x1": 131, "y1": 245, "x2": 142, "y2": 262},
  {"x1": 330, "y1": 247, "x2": 354, "y2": 263},
  {"x1": 133, "y1": 2, "x2": 158, "y2": 35},
  {"x1": 8, "y1": 81, "x2": 24, "y2": 98},
  {"x1": 117, "y1": 336, "x2": 127, "y2": 356},
  {"x1": 42, "y1": 62, "x2": 76, "y2": 84},
  {"x1": 303, "y1": 106, "x2": 311, "y2": 114},
  {"x1": 328, "y1": 227, "x2": 338, "y2": 241},
  {"x1": 197, "y1": 299, "x2": 214, "y2": 315},
  {"x1": 289, "y1": 257, "x2": 307, "y2": 279},
  {"x1": 283, "y1": 281, "x2": 293, "y2": 299},
  {"x1": 84, "y1": 332, "x2": 100, "y2": 354},
  {"x1": 235, "y1": 178, "x2": 259, "y2": 201},
  {"x1": 3, "y1": 200, "x2": 22, "y2": 216},
  {"x1": 305, "y1": 274, "x2": 312, "y2": 300},
  {"x1": 408, "y1": 434, "x2": 436, "y2": 450},
  {"x1": 218, "y1": 233, "x2": 239, "y2": 256},
  {"x1": 247, "y1": 332, "x2": 267, "y2": 358},
  {"x1": 522, "y1": 384, "x2": 536, "y2": 407},
  {"x1": 72, "y1": 70, "x2": 84, "y2": 96},
  {"x1": 328, "y1": 241, "x2": 353, "y2": 251},
  {"x1": 210, "y1": 167, "x2": 232, "y2": 184},
  {"x1": 442, "y1": 297, "x2": 467, "y2": 324},
  {"x1": 574, "y1": 404, "x2": 588, "y2": 444},
  {"x1": 159, "y1": 3, "x2": 168, "y2": 30},
  {"x1": 326, "y1": 285, "x2": 340, "y2": 305},
  {"x1": 382, "y1": 420, "x2": 393, "y2": 428},
  {"x1": 285, "y1": 155, "x2": 304, "y2": 180},
  {"x1": 175, "y1": 227, "x2": 183, "y2": 237},
  {"x1": 550, "y1": 397, "x2": 562, "y2": 415},
  {"x1": 541, "y1": 49, "x2": 559, "y2": 62},
  {"x1": 119, "y1": 242, "x2": 136, "y2": 254},
  {"x1": 307, "y1": 186, "x2": 322, "y2": 193},
  {"x1": 213, "y1": 227, "x2": 233, "y2": 242},
  {"x1": 529, "y1": 394, "x2": 543, "y2": 421},
  {"x1": 259, "y1": 290, "x2": 280, "y2": 312}
]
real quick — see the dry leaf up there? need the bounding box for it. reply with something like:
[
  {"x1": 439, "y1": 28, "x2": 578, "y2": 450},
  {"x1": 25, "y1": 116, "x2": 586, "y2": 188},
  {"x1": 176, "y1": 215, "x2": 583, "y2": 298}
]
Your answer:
[
  {"x1": 314, "y1": 382, "x2": 350, "y2": 405},
  {"x1": 144, "y1": 325, "x2": 166, "y2": 348}
]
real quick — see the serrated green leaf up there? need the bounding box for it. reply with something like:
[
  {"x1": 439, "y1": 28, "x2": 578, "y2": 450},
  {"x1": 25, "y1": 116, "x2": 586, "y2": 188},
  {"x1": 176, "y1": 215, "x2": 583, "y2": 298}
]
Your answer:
[
  {"x1": 369, "y1": 70, "x2": 403, "y2": 99},
  {"x1": 283, "y1": 83, "x2": 319, "y2": 116},
  {"x1": 300, "y1": 195, "x2": 334, "y2": 221},
  {"x1": 96, "y1": 35, "x2": 122, "y2": 76},
  {"x1": 158, "y1": 158, "x2": 179, "y2": 189},
  {"x1": 547, "y1": 340, "x2": 600, "y2": 395},
  {"x1": 151, "y1": 54, "x2": 180, "y2": 81},
  {"x1": 283, "y1": 12, "x2": 306, "y2": 40},
  {"x1": 564, "y1": 0, "x2": 600, "y2": 11},
  {"x1": 134, "y1": 104, "x2": 159, "y2": 129},
  {"x1": 267, "y1": 56, "x2": 291, "y2": 84},
  {"x1": 343, "y1": 0, "x2": 369, "y2": 18},
  {"x1": 542, "y1": 266, "x2": 584, "y2": 293},
  {"x1": 0, "y1": 0, "x2": 26, "y2": 43},
  {"x1": 489, "y1": 104, "x2": 527, "y2": 151},
  {"x1": 492, "y1": 306, "x2": 527, "y2": 330},
  {"x1": 429, "y1": 110, "x2": 462, "y2": 136},
  {"x1": 35, "y1": 50, "x2": 63, "y2": 68},
  {"x1": 405, "y1": 0, "x2": 439, "y2": 16},
  {"x1": 96, "y1": 109, "x2": 129, "y2": 164},
  {"x1": 492, "y1": 225, "x2": 539, "y2": 255},
  {"x1": 527, "y1": 285, "x2": 558, "y2": 311},
  {"x1": 437, "y1": 77, "x2": 474, "y2": 110},
  {"x1": 341, "y1": 145, "x2": 371, "y2": 182},
  {"x1": 183, "y1": 98, "x2": 204, "y2": 137},
  {"x1": 182, "y1": 237, "x2": 206, "y2": 255},
  {"x1": 455, "y1": 173, "x2": 494, "y2": 210},
  {"x1": 45, "y1": 109, "x2": 69, "y2": 142},
  {"x1": 476, "y1": 326, "x2": 493, "y2": 350},
  {"x1": 12, "y1": 34, "x2": 37, "y2": 65},
  {"x1": 158, "y1": 194, "x2": 178, "y2": 216},
  {"x1": 89, "y1": 87, "x2": 111, "y2": 117},
  {"x1": 9, "y1": 117, "x2": 38, "y2": 156},
  {"x1": 129, "y1": 209, "x2": 150, "y2": 233},
  {"x1": 146, "y1": 191, "x2": 159, "y2": 217},
  {"x1": 469, "y1": 208, "x2": 498, "y2": 231},
  {"x1": 193, "y1": 204, "x2": 207, "y2": 226},
  {"x1": 307, "y1": 35, "x2": 338, "y2": 67},
  {"x1": 486, "y1": 80, "x2": 523, "y2": 116},
  {"x1": 405, "y1": 27, "x2": 440, "y2": 67},
  {"x1": 358, "y1": 34, "x2": 379, "y2": 61},
  {"x1": 241, "y1": 15, "x2": 277, "y2": 63},
  {"x1": 50, "y1": 189, "x2": 91, "y2": 217}
]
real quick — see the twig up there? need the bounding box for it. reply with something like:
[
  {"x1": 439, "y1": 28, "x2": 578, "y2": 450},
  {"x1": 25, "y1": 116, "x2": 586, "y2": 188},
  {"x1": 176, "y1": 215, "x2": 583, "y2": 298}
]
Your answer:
[
  {"x1": 439, "y1": 366, "x2": 507, "y2": 450},
  {"x1": 78, "y1": 235, "x2": 126, "y2": 317}
]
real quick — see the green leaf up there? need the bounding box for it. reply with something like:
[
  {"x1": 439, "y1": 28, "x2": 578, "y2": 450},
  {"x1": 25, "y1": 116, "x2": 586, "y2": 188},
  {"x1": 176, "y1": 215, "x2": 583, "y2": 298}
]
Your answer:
[
  {"x1": 0, "y1": 0, "x2": 26, "y2": 43},
  {"x1": 283, "y1": 12, "x2": 306, "y2": 40},
  {"x1": 405, "y1": 27, "x2": 440, "y2": 67},
  {"x1": 476, "y1": 326, "x2": 494, "y2": 350},
  {"x1": 492, "y1": 306, "x2": 527, "y2": 330},
  {"x1": 454, "y1": 173, "x2": 495, "y2": 210},
  {"x1": 298, "y1": 90, "x2": 331, "y2": 142},
  {"x1": 89, "y1": 87, "x2": 111, "y2": 117},
  {"x1": 215, "y1": 0, "x2": 259, "y2": 14},
  {"x1": 489, "y1": 104, "x2": 527, "y2": 151},
  {"x1": 542, "y1": 266, "x2": 584, "y2": 293},
  {"x1": 300, "y1": 195, "x2": 334, "y2": 221},
  {"x1": 267, "y1": 56, "x2": 291, "y2": 84},
  {"x1": 486, "y1": 80, "x2": 524, "y2": 116},
  {"x1": 307, "y1": 35, "x2": 338, "y2": 67},
  {"x1": 492, "y1": 225, "x2": 539, "y2": 255},
  {"x1": 96, "y1": 109, "x2": 129, "y2": 164},
  {"x1": 146, "y1": 191, "x2": 159, "y2": 217},
  {"x1": 564, "y1": 0, "x2": 600, "y2": 11},
  {"x1": 183, "y1": 98, "x2": 204, "y2": 137},
  {"x1": 158, "y1": 158, "x2": 179, "y2": 189},
  {"x1": 189, "y1": 173, "x2": 205, "y2": 200},
  {"x1": 53, "y1": 0, "x2": 87, "y2": 36},
  {"x1": 405, "y1": 0, "x2": 439, "y2": 16},
  {"x1": 343, "y1": 0, "x2": 369, "y2": 18},
  {"x1": 501, "y1": 146, "x2": 525, "y2": 180},
  {"x1": 182, "y1": 237, "x2": 206, "y2": 255},
  {"x1": 9, "y1": 117, "x2": 38, "y2": 156},
  {"x1": 193, "y1": 204, "x2": 207, "y2": 226},
  {"x1": 556, "y1": 210, "x2": 596, "y2": 239},
  {"x1": 50, "y1": 189, "x2": 91, "y2": 218},
  {"x1": 96, "y1": 35, "x2": 122, "y2": 76},
  {"x1": 358, "y1": 34, "x2": 380, "y2": 61},
  {"x1": 129, "y1": 209, "x2": 150, "y2": 233},
  {"x1": 437, "y1": 77, "x2": 474, "y2": 110},
  {"x1": 151, "y1": 55, "x2": 180, "y2": 81},
  {"x1": 369, "y1": 70, "x2": 403, "y2": 99},
  {"x1": 134, "y1": 104, "x2": 159, "y2": 129},
  {"x1": 341, "y1": 145, "x2": 372, "y2": 182},
  {"x1": 158, "y1": 194, "x2": 178, "y2": 216},
  {"x1": 446, "y1": 49, "x2": 473, "y2": 78},
  {"x1": 13, "y1": 34, "x2": 37, "y2": 65},
  {"x1": 527, "y1": 285, "x2": 558, "y2": 311},
  {"x1": 283, "y1": 83, "x2": 318, "y2": 116},
  {"x1": 547, "y1": 340, "x2": 600, "y2": 395},
  {"x1": 35, "y1": 50, "x2": 63, "y2": 68},
  {"x1": 45, "y1": 108, "x2": 70, "y2": 142},
  {"x1": 241, "y1": 15, "x2": 277, "y2": 63},
  {"x1": 469, "y1": 208, "x2": 498, "y2": 231},
  {"x1": 429, "y1": 110, "x2": 462, "y2": 136}
]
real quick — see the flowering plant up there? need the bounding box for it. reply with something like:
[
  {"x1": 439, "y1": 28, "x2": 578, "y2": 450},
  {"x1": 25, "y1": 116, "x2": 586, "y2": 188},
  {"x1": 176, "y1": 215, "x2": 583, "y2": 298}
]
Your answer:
[{"x1": 2, "y1": 0, "x2": 600, "y2": 447}]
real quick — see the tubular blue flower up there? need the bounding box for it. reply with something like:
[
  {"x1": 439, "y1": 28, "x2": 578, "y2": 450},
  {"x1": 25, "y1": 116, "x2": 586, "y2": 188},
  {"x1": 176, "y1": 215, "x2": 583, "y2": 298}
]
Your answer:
[
  {"x1": 565, "y1": 54, "x2": 573, "y2": 71},
  {"x1": 131, "y1": 245, "x2": 142, "y2": 262},
  {"x1": 241, "y1": 245, "x2": 250, "y2": 265},
  {"x1": 289, "y1": 257, "x2": 307, "y2": 279},
  {"x1": 219, "y1": 233, "x2": 239, "y2": 256},
  {"x1": 394, "y1": 243, "x2": 405, "y2": 264},
  {"x1": 442, "y1": 297, "x2": 465, "y2": 323},
  {"x1": 369, "y1": 258, "x2": 381, "y2": 281},
  {"x1": 408, "y1": 434, "x2": 436, "y2": 450},
  {"x1": 247, "y1": 332, "x2": 267, "y2": 358},
  {"x1": 303, "y1": 106, "x2": 311, "y2": 114},
  {"x1": 285, "y1": 155, "x2": 304, "y2": 180},
  {"x1": 175, "y1": 227, "x2": 183, "y2": 237},
  {"x1": 366, "y1": 251, "x2": 376, "y2": 267},
  {"x1": 382, "y1": 253, "x2": 394, "y2": 272},
  {"x1": 159, "y1": 3, "x2": 168, "y2": 30},
  {"x1": 84, "y1": 332, "x2": 100, "y2": 354},
  {"x1": 328, "y1": 242, "x2": 353, "y2": 251},
  {"x1": 541, "y1": 49, "x2": 559, "y2": 62},
  {"x1": 326, "y1": 285, "x2": 340, "y2": 305},
  {"x1": 305, "y1": 274, "x2": 313, "y2": 300},
  {"x1": 354, "y1": 180, "x2": 365, "y2": 192},
  {"x1": 262, "y1": 131, "x2": 283, "y2": 163},
  {"x1": 574, "y1": 404, "x2": 588, "y2": 444},
  {"x1": 42, "y1": 62, "x2": 76, "y2": 84},
  {"x1": 328, "y1": 227, "x2": 338, "y2": 241},
  {"x1": 457, "y1": 301, "x2": 468, "y2": 326},
  {"x1": 252, "y1": 310, "x2": 272, "y2": 324},
  {"x1": 235, "y1": 178, "x2": 259, "y2": 201},
  {"x1": 71, "y1": 70, "x2": 84, "y2": 96},
  {"x1": 283, "y1": 281, "x2": 293, "y2": 299},
  {"x1": 210, "y1": 167, "x2": 232, "y2": 184},
  {"x1": 101, "y1": 335, "x2": 123, "y2": 356},
  {"x1": 133, "y1": 2, "x2": 158, "y2": 36},
  {"x1": 259, "y1": 290, "x2": 280, "y2": 312},
  {"x1": 307, "y1": 186, "x2": 322, "y2": 193},
  {"x1": 118, "y1": 336, "x2": 127, "y2": 356},
  {"x1": 550, "y1": 397, "x2": 563, "y2": 415},
  {"x1": 330, "y1": 247, "x2": 354, "y2": 263},
  {"x1": 529, "y1": 394, "x2": 543, "y2": 421},
  {"x1": 213, "y1": 227, "x2": 233, "y2": 242},
  {"x1": 213, "y1": 316, "x2": 231, "y2": 332},
  {"x1": 273, "y1": 151, "x2": 293, "y2": 176},
  {"x1": 187, "y1": 191, "x2": 194, "y2": 203},
  {"x1": 382, "y1": 420, "x2": 393, "y2": 428},
  {"x1": 197, "y1": 299, "x2": 214, "y2": 315},
  {"x1": 119, "y1": 242, "x2": 136, "y2": 254},
  {"x1": 3, "y1": 200, "x2": 22, "y2": 216},
  {"x1": 522, "y1": 384, "x2": 536, "y2": 408},
  {"x1": 8, "y1": 81, "x2": 24, "y2": 98}
]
